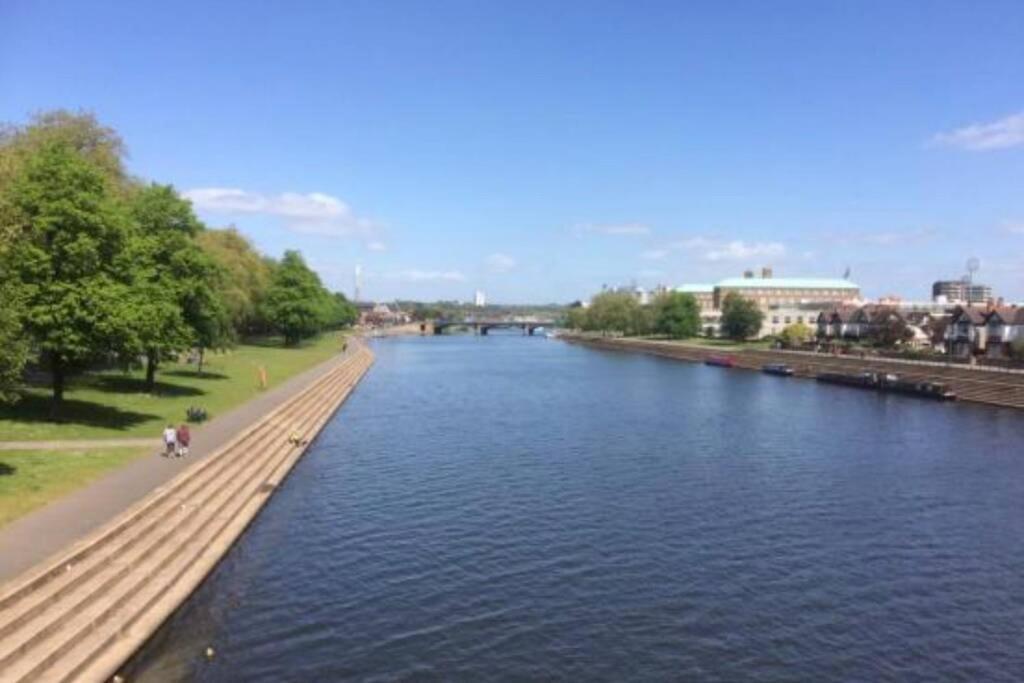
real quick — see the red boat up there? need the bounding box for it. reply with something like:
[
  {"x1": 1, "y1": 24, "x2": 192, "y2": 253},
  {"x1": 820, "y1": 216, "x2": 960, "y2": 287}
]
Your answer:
[{"x1": 705, "y1": 355, "x2": 736, "y2": 368}]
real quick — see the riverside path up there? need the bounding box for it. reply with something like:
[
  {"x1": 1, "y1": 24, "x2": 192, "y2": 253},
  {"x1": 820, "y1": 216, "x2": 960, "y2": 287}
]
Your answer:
[{"x1": 0, "y1": 341, "x2": 374, "y2": 683}]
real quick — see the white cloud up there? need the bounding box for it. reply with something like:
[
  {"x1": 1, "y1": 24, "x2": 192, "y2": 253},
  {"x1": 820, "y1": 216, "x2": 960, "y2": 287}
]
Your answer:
[
  {"x1": 827, "y1": 228, "x2": 935, "y2": 247},
  {"x1": 645, "y1": 235, "x2": 786, "y2": 263},
  {"x1": 931, "y1": 111, "x2": 1024, "y2": 151},
  {"x1": 485, "y1": 252, "x2": 517, "y2": 273},
  {"x1": 183, "y1": 187, "x2": 380, "y2": 237},
  {"x1": 1003, "y1": 221, "x2": 1024, "y2": 235},
  {"x1": 366, "y1": 241, "x2": 388, "y2": 251},
  {"x1": 574, "y1": 222, "x2": 651, "y2": 237},
  {"x1": 703, "y1": 240, "x2": 786, "y2": 262},
  {"x1": 386, "y1": 269, "x2": 466, "y2": 283}
]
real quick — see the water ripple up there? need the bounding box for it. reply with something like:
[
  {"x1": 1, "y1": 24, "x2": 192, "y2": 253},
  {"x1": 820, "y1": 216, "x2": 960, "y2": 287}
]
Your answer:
[{"x1": 128, "y1": 336, "x2": 1024, "y2": 682}]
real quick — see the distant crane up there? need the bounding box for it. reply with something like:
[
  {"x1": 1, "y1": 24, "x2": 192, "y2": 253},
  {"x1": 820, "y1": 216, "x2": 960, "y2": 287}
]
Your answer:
[{"x1": 966, "y1": 256, "x2": 980, "y2": 284}]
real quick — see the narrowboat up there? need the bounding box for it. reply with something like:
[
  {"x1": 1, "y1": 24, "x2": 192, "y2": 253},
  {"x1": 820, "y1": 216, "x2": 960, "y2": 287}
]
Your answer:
[
  {"x1": 705, "y1": 355, "x2": 736, "y2": 368},
  {"x1": 816, "y1": 371, "x2": 957, "y2": 401},
  {"x1": 762, "y1": 363, "x2": 794, "y2": 376},
  {"x1": 879, "y1": 375, "x2": 957, "y2": 401},
  {"x1": 815, "y1": 371, "x2": 879, "y2": 388}
]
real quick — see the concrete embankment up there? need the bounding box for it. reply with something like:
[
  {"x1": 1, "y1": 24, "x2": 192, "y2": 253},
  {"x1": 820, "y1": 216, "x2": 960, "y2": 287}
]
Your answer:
[
  {"x1": 0, "y1": 341, "x2": 374, "y2": 683},
  {"x1": 565, "y1": 335, "x2": 1024, "y2": 410}
]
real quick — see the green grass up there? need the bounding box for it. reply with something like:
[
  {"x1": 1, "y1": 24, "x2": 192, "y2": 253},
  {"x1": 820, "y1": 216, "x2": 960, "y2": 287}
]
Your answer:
[
  {"x1": 638, "y1": 336, "x2": 774, "y2": 350},
  {"x1": 0, "y1": 332, "x2": 346, "y2": 441},
  {"x1": 0, "y1": 448, "x2": 148, "y2": 527}
]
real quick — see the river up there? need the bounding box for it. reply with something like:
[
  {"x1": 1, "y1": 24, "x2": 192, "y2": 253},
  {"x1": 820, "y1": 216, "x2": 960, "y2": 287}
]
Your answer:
[{"x1": 128, "y1": 334, "x2": 1024, "y2": 682}]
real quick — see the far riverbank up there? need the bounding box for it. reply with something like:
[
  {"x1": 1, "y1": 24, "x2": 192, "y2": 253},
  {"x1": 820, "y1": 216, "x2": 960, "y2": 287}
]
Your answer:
[{"x1": 563, "y1": 334, "x2": 1024, "y2": 410}]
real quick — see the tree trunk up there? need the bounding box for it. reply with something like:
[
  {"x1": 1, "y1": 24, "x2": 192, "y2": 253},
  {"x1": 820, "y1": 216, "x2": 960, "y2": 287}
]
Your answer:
[
  {"x1": 145, "y1": 350, "x2": 158, "y2": 392},
  {"x1": 197, "y1": 348, "x2": 205, "y2": 374},
  {"x1": 50, "y1": 355, "x2": 65, "y2": 420}
]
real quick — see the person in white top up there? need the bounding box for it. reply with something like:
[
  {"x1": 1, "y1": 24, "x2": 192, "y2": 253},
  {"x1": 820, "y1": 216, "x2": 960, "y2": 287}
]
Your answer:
[{"x1": 162, "y1": 425, "x2": 177, "y2": 457}]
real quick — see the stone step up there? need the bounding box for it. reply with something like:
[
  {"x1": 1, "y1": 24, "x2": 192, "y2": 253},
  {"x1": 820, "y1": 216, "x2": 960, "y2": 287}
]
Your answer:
[
  {"x1": 0, "y1": 343, "x2": 373, "y2": 683},
  {"x1": 0, "y1": 356, "x2": 364, "y2": 673},
  {"x1": 64, "y1": 358, "x2": 372, "y2": 683},
  {"x1": 0, "y1": 357, "x2": 357, "y2": 643},
  {"x1": 0, "y1": 351, "x2": 357, "y2": 616}
]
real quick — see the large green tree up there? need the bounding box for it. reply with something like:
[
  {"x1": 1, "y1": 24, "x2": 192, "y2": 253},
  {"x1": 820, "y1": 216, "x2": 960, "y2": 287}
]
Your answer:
[
  {"x1": 3, "y1": 141, "x2": 137, "y2": 414},
  {"x1": 128, "y1": 183, "x2": 230, "y2": 388},
  {"x1": 262, "y1": 250, "x2": 331, "y2": 345},
  {"x1": 779, "y1": 322, "x2": 814, "y2": 348},
  {"x1": 325, "y1": 292, "x2": 358, "y2": 329},
  {"x1": 720, "y1": 292, "x2": 764, "y2": 341},
  {"x1": 869, "y1": 311, "x2": 913, "y2": 348},
  {"x1": 585, "y1": 291, "x2": 639, "y2": 334},
  {"x1": 654, "y1": 292, "x2": 701, "y2": 339},
  {"x1": 0, "y1": 281, "x2": 29, "y2": 403},
  {"x1": 196, "y1": 227, "x2": 275, "y2": 335}
]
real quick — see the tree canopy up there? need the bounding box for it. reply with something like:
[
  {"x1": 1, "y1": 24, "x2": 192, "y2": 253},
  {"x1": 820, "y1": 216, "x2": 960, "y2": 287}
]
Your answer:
[
  {"x1": 3, "y1": 141, "x2": 138, "y2": 412},
  {"x1": 0, "y1": 110, "x2": 358, "y2": 411},
  {"x1": 869, "y1": 311, "x2": 914, "y2": 348},
  {"x1": 653, "y1": 292, "x2": 701, "y2": 339},
  {"x1": 779, "y1": 322, "x2": 814, "y2": 348},
  {"x1": 262, "y1": 251, "x2": 333, "y2": 345},
  {"x1": 128, "y1": 183, "x2": 229, "y2": 387},
  {"x1": 195, "y1": 227, "x2": 275, "y2": 335},
  {"x1": 720, "y1": 292, "x2": 764, "y2": 340}
]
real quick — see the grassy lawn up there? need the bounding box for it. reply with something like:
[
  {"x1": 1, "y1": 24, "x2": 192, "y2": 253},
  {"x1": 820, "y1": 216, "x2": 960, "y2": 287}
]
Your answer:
[
  {"x1": 639, "y1": 336, "x2": 774, "y2": 350},
  {"x1": 0, "y1": 332, "x2": 347, "y2": 442},
  {"x1": 0, "y1": 448, "x2": 148, "y2": 527}
]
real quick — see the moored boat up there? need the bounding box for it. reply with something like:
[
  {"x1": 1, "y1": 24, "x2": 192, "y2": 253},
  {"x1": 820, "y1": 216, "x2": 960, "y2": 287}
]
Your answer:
[
  {"x1": 705, "y1": 355, "x2": 736, "y2": 368},
  {"x1": 762, "y1": 363, "x2": 793, "y2": 376},
  {"x1": 815, "y1": 371, "x2": 879, "y2": 388},
  {"x1": 816, "y1": 371, "x2": 957, "y2": 401},
  {"x1": 879, "y1": 375, "x2": 957, "y2": 401}
]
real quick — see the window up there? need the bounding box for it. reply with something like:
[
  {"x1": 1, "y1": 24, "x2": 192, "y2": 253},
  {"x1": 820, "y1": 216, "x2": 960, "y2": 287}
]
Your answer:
[{"x1": 784, "y1": 316, "x2": 791, "y2": 324}]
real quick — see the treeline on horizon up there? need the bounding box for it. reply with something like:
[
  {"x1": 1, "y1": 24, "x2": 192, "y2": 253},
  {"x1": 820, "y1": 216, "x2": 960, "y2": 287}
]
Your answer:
[
  {"x1": 0, "y1": 110, "x2": 357, "y2": 413},
  {"x1": 567, "y1": 289, "x2": 766, "y2": 341}
]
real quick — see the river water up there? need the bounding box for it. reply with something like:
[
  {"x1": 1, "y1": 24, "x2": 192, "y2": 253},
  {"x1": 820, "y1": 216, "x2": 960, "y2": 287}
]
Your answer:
[{"x1": 130, "y1": 335, "x2": 1024, "y2": 682}]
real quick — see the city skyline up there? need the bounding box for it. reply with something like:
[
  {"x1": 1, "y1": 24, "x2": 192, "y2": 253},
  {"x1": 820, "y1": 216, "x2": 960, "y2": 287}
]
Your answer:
[{"x1": 2, "y1": 1, "x2": 1023, "y2": 303}]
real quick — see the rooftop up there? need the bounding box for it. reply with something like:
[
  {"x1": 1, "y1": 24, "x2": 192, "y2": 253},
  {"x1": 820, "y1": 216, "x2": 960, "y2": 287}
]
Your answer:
[
  {"x1": 675, "y1": 284, "x2": 714, "y2": 294},
  {"x1": 716, "y1": 277, "x2": 859, "y2": 290}
]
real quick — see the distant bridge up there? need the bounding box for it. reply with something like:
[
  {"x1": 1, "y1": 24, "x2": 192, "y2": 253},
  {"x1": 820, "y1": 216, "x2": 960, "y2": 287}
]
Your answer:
[{"x1": 430, "y1": 318, "x2": 556, "y2": 336}]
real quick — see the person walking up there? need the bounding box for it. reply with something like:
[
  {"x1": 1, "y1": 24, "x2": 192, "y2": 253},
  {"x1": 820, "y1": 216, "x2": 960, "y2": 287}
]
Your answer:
[
  {"x1": 162, "y1": 424, "x2": 177, "y2": 457},
  {"x1": 176, "y1": 424, "x2": 191, "y2": 457}
]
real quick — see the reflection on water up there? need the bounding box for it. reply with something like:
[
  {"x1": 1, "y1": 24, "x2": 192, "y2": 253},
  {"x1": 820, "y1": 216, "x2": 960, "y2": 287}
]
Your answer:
[{"x1": 129, "y1": 335, "x2": 1024, "y2": 682}]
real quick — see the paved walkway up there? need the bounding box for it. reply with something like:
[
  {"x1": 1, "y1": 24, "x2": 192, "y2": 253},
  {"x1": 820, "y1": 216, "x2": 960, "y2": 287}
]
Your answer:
[{"x1": 0, "y1": 346, "x2": 353, "y2": 583}]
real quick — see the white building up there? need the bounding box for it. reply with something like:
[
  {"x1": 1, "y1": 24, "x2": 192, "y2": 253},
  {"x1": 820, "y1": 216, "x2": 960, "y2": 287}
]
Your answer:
[{"x1": 474, "y1": 290, "x2": 486, "y2": 307}]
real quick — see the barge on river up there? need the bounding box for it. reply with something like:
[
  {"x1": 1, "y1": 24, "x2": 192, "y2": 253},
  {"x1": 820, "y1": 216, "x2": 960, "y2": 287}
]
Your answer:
[
  {"x1": 816, "y1": 371, "x2": 956, "y2": 401},
  {"x1": 762, "y1": 363, "x2": 794, "y2": 376},
  {"x1": 705, "y1": 355, "x2": 737, "y2": 368}
]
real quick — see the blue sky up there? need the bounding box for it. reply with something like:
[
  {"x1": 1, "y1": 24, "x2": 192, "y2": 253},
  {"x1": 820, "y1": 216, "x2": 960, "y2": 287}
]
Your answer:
[{"x1": 3, "y1": 0, "x2": 1023, "y2": 303}]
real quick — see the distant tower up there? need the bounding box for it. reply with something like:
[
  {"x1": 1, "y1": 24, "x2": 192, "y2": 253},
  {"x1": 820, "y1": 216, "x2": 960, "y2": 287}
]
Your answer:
[
  {"x1": 474, "y1": 290, "x2": 486, "y2": 307},
  {"x1": 354, "y1": 264, "x2": 362, "y2": 303}
]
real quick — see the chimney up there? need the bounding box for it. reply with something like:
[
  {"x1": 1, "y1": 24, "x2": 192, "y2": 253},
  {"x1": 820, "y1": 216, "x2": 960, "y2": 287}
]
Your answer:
[
  {"x1": 761, "y1": 266, "x2": 773, "y2": 279},
  {"x1": 743, "y1": 269, "x2": 754, "y2": 279}
]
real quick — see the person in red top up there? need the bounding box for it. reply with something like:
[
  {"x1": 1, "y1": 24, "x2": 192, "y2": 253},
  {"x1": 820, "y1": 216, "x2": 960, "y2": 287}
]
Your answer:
[{"x1": 176, "y1": 424, "x2": 191, "y2": 457}]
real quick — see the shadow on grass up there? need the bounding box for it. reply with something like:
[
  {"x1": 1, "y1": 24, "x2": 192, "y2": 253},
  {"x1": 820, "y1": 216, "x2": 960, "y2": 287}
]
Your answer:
[
  {"x1": 161, "y1": 369, "x2": 230, "y2": 381},
  {"x1": 0, "y1": 395, "x2": 159, "y2": 432},
  {"x1": 89, "y1": 376, "x2": 206, "y2": 398},
  {"x1": 0, "y1": 462, "x2": 14, "y2": 477},
  {"x1": 240, "y1": 336, "x2": 290, "y2": 348}
]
